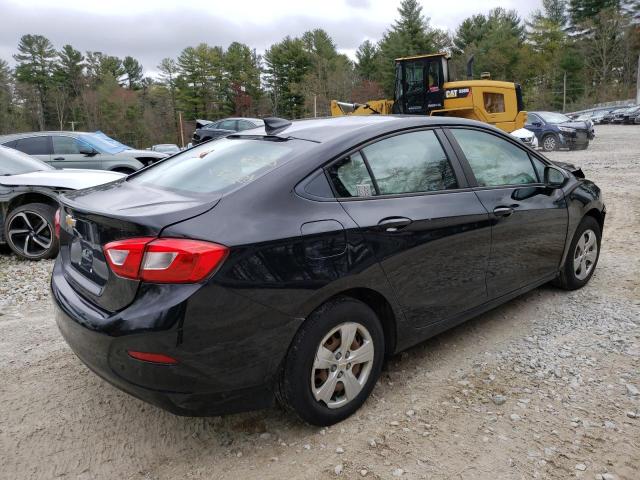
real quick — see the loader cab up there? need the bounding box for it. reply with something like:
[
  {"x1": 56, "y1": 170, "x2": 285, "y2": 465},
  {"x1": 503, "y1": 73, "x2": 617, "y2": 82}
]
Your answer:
[{"x1": 392, "y1": 53, "x2": 449, "y2": 115}]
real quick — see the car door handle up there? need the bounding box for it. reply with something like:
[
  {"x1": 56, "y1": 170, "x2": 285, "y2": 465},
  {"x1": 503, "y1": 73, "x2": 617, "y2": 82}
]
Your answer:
[
  {"x1": 377, "y1": 216, "x2": 413, "y2": 232},
  {"x1": 493, "y1": 206, "x2": 515, "y2": 217},
  {"x1": 53, "y1": 157, "x2": 65, "y2": 161}
]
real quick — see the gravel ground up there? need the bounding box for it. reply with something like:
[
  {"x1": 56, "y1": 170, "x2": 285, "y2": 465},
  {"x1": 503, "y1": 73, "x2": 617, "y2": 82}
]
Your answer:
[{"x1": 0, "y1": 125, "x2": 638, "y2": 480}]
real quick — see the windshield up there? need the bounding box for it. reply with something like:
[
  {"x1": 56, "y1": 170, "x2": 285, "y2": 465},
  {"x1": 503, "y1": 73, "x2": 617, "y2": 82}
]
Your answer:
[
  {"x1": 0, "y1": 145, "x2": 53, "y2": 175},
  {"x1": 538, "y1": 112, "x2": 571, "y2": 124},
  {"x1": 129, "y1": 137, "x2": 304, "y2": 195},
  {"x1": 78, "y1": 132, "x2": 131, "y2": 154}
]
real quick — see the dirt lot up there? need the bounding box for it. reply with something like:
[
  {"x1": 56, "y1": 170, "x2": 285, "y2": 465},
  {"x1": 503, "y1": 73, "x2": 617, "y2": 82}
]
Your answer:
[{"x1": 1, "y1": 125, "x2": 638, "y2": 480}]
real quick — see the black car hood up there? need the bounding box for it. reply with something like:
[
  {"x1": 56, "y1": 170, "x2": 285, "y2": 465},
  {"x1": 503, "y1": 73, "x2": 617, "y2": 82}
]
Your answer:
[
  {"x1": 61, "y1": 178, "x2": 221, "y2": 231},
  {"x1": 551, "y1": 160, "x2": 585, "y2": 179}
]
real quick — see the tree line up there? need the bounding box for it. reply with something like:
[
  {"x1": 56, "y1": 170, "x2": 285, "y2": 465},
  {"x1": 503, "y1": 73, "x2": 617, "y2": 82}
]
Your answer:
[{"x1": 0, "y1": 0, "x2": 638, "y2": 148}]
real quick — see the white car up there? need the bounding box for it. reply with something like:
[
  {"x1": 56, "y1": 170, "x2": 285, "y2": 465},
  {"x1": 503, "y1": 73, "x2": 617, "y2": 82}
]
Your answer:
[
  {"x1": 0, "y1": 145, "x2": 124, "y2": 260},
  {"x1": 511, "y1": 128, "x2": 538, "y2": 149}
]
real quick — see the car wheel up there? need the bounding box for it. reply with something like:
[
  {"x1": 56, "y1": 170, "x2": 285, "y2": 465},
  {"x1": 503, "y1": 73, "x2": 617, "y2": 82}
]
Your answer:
[
  {"x1": 4, "y1": 203, "x2": 59, "y2": 260},
  {"x1": 277, "y1": 297, "x2": 385, "y2": 426},
  {"x1": 542, "y1": 134, "x2": 559, "y2": 151},
  {"x1": 555, "y1": 216, "x2": 601, "y2": 290}
]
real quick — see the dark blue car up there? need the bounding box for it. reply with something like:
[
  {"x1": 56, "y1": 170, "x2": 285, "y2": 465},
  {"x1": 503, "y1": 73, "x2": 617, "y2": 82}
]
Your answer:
[{"x1": 526, "y1": 111, "x2": 591, "y2": 152}]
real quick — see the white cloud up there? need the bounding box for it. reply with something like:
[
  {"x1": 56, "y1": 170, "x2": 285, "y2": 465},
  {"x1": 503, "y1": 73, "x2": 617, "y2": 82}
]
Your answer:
[{"x1": 0, "y1": 0, "x2": 541, "y2": 70}]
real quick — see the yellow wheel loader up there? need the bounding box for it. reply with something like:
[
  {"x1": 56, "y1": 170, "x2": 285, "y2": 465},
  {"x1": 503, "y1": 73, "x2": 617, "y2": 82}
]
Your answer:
[{"x1": 331, "y1": 53, "x2": 526, "y2": 133}]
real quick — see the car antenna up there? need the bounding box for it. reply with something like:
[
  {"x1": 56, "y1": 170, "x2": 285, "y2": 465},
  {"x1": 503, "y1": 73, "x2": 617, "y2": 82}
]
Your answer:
[{"x1": 263, "y1": 117, "x2": 292, "y2": 136}]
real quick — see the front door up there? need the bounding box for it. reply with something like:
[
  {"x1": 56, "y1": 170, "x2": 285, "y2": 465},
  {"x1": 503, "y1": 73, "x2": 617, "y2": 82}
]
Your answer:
[
  {"x1": 326, "y1": 128, "x2": 491, "y2": 328},
  {"x1": 51, "y1": 135, "x2": 101, "y2": 170},
  {"x1": 447, "y1": 127, "x2": 568, "y2": 298}
]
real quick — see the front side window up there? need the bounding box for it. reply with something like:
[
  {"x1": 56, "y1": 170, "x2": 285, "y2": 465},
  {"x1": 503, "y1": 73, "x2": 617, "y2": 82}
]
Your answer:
[
  {"x1": 483, "y1": 92, "x2": 505, "y2": 113},
  {"x1": 362, "y1": 130, "x2": 457, "y2": 194},
  {"x1": 326, "y1": 152, "x2": 375, "y2": 198},
  {"x1": 14, "y1": 136, "x2": 51, "y2": 155},
  {"x1": 53, "y1": 136, "x2": 85, "y2": 155},
  {"x1": 451, "y1": 129, "x2": 538, "y2": 187}
]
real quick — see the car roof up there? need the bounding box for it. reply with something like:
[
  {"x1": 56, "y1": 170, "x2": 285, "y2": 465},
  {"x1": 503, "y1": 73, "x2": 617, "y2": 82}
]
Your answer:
[
  {"x1": 239, "y1": 115, "x2": 494, "y2": 144},
  {"x1": 0, "y1": 131, "x2": 92, "y2": 142}
]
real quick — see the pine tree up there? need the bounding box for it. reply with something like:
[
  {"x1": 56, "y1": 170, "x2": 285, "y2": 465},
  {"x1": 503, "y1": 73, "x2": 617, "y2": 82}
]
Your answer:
[
  {"x1": 13, "y1": 34, "x2": 57, "y2": 129},
  {"x1": 355, "y1": 40, "x2": 378, "y2": 80},
  {"x1": 122, "y1": 56, "x2": 143, "y2": 89}
]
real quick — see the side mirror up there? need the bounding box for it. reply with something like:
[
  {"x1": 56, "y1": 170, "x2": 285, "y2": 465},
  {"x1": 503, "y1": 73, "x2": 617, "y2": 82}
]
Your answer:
[
  {"x1": 532, "y1": 121, "x2": 542, "y2": 127},
  {"x1": 79, "y1": 145, "x2": 97, "y2": 156},
  {"x1": 544, "y1": 165, "x2": 568, "y2": 188}
]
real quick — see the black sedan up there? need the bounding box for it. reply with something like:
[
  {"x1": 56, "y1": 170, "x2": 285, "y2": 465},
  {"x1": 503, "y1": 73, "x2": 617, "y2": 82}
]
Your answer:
[
  {"x1": 52, "y1": 116, "x2": 605, "y2": 426},
  {"x1": 0, "y1": 146, "x2": 123, "y2": 260}
]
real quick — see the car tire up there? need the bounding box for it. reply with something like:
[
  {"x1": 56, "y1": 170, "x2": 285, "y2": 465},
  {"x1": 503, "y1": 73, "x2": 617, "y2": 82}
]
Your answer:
[
  {"x1": 542, "y1": 134, "x2": 559, "y2": 151},
  {"x1": 4, "y1": 203, "x2": 59, "y2": 260},
  {"x1": 276, "y1": 297, "x2": 385, "y2": 426},
  {"x1": 555, "y1": 216, "x2": 601, "y2": 290}
]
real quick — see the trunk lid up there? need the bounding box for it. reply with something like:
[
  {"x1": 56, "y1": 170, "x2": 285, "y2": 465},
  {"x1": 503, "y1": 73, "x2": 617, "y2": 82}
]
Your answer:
[{"x1": 59, "y1": 179, "x2": 220, "y2": 312}]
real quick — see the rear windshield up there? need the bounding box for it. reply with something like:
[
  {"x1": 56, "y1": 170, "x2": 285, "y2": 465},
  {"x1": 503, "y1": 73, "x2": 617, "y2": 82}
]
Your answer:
[{"x1": 129, "y1": 137, "x2": 299, "y2": 194}]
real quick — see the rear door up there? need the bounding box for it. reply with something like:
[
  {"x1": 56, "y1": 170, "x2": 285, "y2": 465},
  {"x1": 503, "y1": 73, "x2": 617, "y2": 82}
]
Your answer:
[
  {"x1": 12, "y1": 136, "x2": 52, "y2": 164},
  {"x1": 445, "y1": 127, "x2": 568, "y2": 298},
  {"x1": 327, "y1": 128, "x2": 491, "y2": 328}
]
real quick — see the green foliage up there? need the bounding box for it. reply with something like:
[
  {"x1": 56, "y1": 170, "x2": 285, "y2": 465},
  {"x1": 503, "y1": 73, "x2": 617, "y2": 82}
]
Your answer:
[
  {"x1": 122, "y1": 56, "x2": 143, "y2": 89},
  {"x1": 263, "y1": 36, "x2": 312, "y2": 118},
  {"x1": 355, "y1": 40, "x2": 378, "y2": 81},
  {"x1": 1, "y1": 3, "x2": 638, "y2": 140},
  {"x1": 375, "y1": 0, "x2": 448, "y2": 94}
]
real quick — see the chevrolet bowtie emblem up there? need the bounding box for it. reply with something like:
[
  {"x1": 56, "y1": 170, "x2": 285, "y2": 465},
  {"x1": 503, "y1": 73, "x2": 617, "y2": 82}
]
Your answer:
[{"x1": 65, "y1": 214, "x2": 77, "y2": 228}]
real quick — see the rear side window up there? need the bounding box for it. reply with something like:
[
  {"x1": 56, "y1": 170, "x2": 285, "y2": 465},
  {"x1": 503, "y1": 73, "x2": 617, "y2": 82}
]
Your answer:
[
  {"x1": 326, "y1": 152, "x2": 375, "y2": 197},
  {"x1": 14, "y1": 136, "x2": 51, "y2": 155},
  {"x1": 129, "y1": 138, "x2": 299, "y2": 195},
  {"x1": 451, "y1": 129, "x2": 538, "y2": 186},
  {"x1": 362, "y1": 130, "x2": 457, "y2": 194}
]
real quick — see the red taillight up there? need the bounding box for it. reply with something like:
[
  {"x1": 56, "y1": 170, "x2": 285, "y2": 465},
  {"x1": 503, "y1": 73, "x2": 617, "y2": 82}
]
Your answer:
[
  {"x1": 54, "y1": 208, "x2": 61, "y2": 238},
  {"x1": 127, "y1": 350, "x2": 178, "y2": 365},
  {"x1": 103, "y1": 237, "x2": 228, "y2": 283}
]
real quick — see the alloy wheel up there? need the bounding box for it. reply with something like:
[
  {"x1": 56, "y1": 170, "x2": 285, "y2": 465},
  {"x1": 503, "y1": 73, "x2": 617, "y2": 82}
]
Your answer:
[
  {"x1": 311, "y1": 322, "x2": 374, "y2": 409},
  {"x1": 7, "y1": 211, "x2": 53, "y2": 258},
  {"x1": 543, "y1": 135, "x2": 557, "y2": 151},
  {"x1": 573, "y1": 229, "x2": 597, "y2": 281}
]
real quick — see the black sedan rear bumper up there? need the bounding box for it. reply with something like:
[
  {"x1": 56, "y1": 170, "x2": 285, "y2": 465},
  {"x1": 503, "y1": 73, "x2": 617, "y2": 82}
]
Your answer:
[{"x1": 51, "y1": 258, "x2": 287, "y2": 416}]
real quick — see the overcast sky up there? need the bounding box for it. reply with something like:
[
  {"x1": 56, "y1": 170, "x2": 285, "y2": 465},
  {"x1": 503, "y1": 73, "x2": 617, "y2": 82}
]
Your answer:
[{"x1": 0, "y1": 0, "x2": 541, "y2": 73}]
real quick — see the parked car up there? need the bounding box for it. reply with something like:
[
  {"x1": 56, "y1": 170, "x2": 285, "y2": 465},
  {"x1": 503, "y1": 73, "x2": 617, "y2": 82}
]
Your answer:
[
  {"x1": 611, "y1": 106, "x2": 636, "y2": 124},
  {"x1": 510, "y1": 127, "x2": 539, "y2": 149},
  {"x1": 52, "y1": 115, "x2": 605, "y2": 426},
  {"x1": 601, "y1": 107, "x2": 629, "y2": 124},
  {"x1": 590, "y1": 110, "x2": 609, "y2": 125},
  {"x1": 620, "y1": 106, "x2": 640, "y2": 124},
  {"x1": 192, "y1": 117, "x2": 264, "y2": 145},
  {"x1": 0, "y1": 132, "x2": 167, "y2": 174},
  {"x1": 151, "y1": 144, "x2": 180, "y2": 155},
  {"x1": 0, "y1": 145, "x2": 124, "y2": 260},
  {"x1": 525, "y1": 111, "x2": 591, "y2": 151}
]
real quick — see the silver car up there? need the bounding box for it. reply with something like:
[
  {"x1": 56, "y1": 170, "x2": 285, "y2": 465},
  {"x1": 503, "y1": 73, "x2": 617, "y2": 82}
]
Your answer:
[{"x1": 0, "y1": 131, "x2": 167, "y2": 173}]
